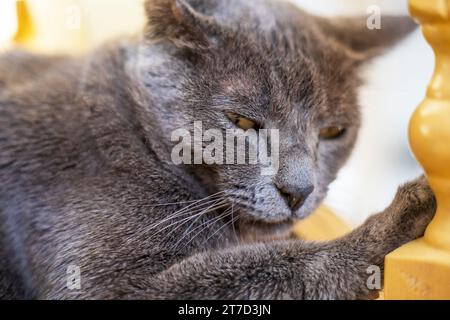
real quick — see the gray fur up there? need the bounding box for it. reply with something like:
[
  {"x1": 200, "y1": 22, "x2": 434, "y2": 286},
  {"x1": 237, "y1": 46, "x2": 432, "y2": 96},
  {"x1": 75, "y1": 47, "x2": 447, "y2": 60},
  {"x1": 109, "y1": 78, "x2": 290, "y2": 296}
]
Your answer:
[{"x1": 0, "y1": 0, "x2": 435, "y2": 299}]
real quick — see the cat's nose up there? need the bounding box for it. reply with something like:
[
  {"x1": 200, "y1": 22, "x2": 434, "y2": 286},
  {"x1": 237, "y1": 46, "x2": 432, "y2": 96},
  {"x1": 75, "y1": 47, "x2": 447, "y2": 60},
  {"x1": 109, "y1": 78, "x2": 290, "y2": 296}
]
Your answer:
[{"x1": 276, "y1": 183, "x2": 314, "y2": 212}]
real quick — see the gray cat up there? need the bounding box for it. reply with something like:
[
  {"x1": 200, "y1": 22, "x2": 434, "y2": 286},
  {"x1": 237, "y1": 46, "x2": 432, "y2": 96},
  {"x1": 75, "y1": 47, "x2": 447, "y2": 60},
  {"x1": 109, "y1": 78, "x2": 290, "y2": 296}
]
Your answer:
[{"x1": 0, "y1": 0, "x2": 436, "y2": 299}]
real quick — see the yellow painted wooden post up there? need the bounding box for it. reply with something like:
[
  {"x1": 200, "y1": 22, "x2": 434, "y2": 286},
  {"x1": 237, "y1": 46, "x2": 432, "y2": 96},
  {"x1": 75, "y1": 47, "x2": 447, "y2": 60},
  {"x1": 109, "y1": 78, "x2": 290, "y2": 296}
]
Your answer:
[{"x1": 384, "y1": 0, "x2": 450, "y2": 299}]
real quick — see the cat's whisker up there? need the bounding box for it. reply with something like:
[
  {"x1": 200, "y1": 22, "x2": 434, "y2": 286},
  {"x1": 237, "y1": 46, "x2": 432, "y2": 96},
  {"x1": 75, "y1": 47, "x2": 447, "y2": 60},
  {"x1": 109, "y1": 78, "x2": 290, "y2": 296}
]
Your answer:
[
  {"x1": 174, "y1": 203, "x2": 216, "y2": 245},
  {"x1": 145, "y1": 192, "x2": 227, "y2": 231},
  {"x1": 147, "y1": 197, "x2": 226, "y2": 231},
  {"x1": 145, "y1": 192, "x2": 226, "y2": 221},
  {"x1": 201, "y1": 208, "x2": 237, "y2": 246},
  {"x1": 161, "y1": 200, "x2": 230, "y2": 239},
  {"x1": 230, "y1": 202, "x2": 240, "y2": 244},
  {"x1": 172, "y1": 206, "x2": 232, "y2": 252},
  {"x1": 150, "y1": 199, "x2": 229, "y2": 238},
  {"x1": 144, "y1": 191, "x2": 226, "y2": 208},
  {"x1": 145, "y1": 198, "x2": 225, "y2": 233}
]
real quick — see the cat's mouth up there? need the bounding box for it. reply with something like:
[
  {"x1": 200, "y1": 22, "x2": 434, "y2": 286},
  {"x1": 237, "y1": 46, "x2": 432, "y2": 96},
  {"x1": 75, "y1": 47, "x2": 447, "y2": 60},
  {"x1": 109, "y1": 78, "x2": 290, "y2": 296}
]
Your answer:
[
  {"x1": 225, "y1": 191, "x2": 314, "y2": 224},
  {"x1": 224, "y1": 192, "x2": 293, "y2": 224}
]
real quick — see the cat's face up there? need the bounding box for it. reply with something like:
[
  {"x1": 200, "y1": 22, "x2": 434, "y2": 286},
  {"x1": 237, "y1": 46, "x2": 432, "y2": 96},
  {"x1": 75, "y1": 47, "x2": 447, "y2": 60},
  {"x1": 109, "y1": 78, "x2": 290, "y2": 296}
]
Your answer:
[
  {"x1": 141, "y1": 0, "x2": 415, "y2": 228},
  {"x1": 179, "y1": 40, "x2": 360, "y2": 225}
]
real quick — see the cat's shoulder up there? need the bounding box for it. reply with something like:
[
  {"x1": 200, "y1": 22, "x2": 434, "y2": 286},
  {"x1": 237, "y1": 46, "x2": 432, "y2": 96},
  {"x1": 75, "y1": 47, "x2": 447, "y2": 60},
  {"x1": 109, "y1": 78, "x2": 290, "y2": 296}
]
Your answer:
[{"x1": 0, "y1": 50, "x2": 70, "y2": 89}]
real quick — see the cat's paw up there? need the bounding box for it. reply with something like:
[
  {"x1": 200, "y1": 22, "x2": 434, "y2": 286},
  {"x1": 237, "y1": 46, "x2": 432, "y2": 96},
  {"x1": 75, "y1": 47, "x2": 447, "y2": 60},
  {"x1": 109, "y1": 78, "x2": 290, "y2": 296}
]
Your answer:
[{"x1": 391, "y1": 175, "x2": 437, "y2": 241}]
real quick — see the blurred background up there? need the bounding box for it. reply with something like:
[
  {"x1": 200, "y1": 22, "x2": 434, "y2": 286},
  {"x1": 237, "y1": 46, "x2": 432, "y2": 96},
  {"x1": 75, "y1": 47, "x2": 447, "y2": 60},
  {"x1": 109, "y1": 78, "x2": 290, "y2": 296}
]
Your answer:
[{"x1": 0, "y1": 0, "x2": 435, "y2": 226}]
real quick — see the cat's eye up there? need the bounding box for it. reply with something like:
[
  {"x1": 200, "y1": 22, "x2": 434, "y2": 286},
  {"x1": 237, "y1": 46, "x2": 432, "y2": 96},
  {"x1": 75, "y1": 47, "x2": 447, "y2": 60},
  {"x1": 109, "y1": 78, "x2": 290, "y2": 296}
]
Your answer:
[
  {"x1": 319, "y1": 126, "x2": 346, "y2": 140},
  {"x1": 226, "y1": 113, "x2": 259, "y2": 130}
]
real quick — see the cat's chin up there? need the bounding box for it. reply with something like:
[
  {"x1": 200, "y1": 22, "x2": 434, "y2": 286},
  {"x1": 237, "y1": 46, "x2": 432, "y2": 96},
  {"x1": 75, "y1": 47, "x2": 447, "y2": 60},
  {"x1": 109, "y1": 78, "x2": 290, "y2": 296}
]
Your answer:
[{"x1": 235, "y1": 218, "x2": 296, "y2": 243}]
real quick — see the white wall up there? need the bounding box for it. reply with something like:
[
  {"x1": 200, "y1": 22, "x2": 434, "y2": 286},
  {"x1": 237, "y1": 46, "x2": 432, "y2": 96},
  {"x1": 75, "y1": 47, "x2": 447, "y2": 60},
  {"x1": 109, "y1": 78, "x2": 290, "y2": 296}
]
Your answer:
[
  {"x1": 0, "y1": 0, "x2": 18, "y2": 51},
  {"x1": 290, "y1": 0, "x2": 408, "y2": 16}
]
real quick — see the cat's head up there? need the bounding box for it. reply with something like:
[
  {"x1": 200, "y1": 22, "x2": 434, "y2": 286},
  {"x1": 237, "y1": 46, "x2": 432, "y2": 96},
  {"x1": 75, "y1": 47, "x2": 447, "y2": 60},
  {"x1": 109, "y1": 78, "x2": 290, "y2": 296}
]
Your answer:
[{"x1": 135, "y1": 0, "x2": 416, "y2": 230}]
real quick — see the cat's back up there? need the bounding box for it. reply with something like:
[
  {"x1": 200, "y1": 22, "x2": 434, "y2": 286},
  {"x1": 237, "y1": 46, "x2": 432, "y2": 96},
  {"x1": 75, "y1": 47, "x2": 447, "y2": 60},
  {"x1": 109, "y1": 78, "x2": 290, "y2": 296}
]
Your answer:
[{"x1": 0, "y1": 50, "x2": 67, "y2": 89}]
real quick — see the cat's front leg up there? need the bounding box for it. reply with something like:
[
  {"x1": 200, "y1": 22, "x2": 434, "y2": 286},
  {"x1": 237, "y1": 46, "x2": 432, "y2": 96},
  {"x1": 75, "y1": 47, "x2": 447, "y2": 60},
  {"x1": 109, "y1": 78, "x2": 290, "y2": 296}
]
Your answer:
[
  {"x1": 348, "y1": 175, "x2": 437, "y2": 264},
  {"x1": 128, "y1": 176, "x2": 436, "y2": 300}
]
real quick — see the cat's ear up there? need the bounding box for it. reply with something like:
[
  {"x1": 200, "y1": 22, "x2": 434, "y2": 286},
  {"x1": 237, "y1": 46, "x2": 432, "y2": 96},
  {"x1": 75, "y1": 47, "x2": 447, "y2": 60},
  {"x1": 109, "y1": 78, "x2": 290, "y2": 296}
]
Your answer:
[
  {"x1": 315, "y1": 15, "x2": 417, "y2": 61},
  {"x1": 145, "y1": 0, "x2": 219, "y2": 50}
]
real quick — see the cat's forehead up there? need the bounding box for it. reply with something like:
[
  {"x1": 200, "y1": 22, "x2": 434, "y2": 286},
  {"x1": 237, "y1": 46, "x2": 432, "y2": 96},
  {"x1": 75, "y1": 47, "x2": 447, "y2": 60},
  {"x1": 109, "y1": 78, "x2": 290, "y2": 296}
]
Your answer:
[
  {"x1": 207, "y1": 0, "x2": 278, "y2": 31},
  {"x1": 212, "y1": 51, "x2": 320, "y2": 109},
  {"x1": 221, "y1": 76, "x2": 254, "y2": 95},
  {"x1": 211, "y1": 70, "x2": 326, "y2": 124}
]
